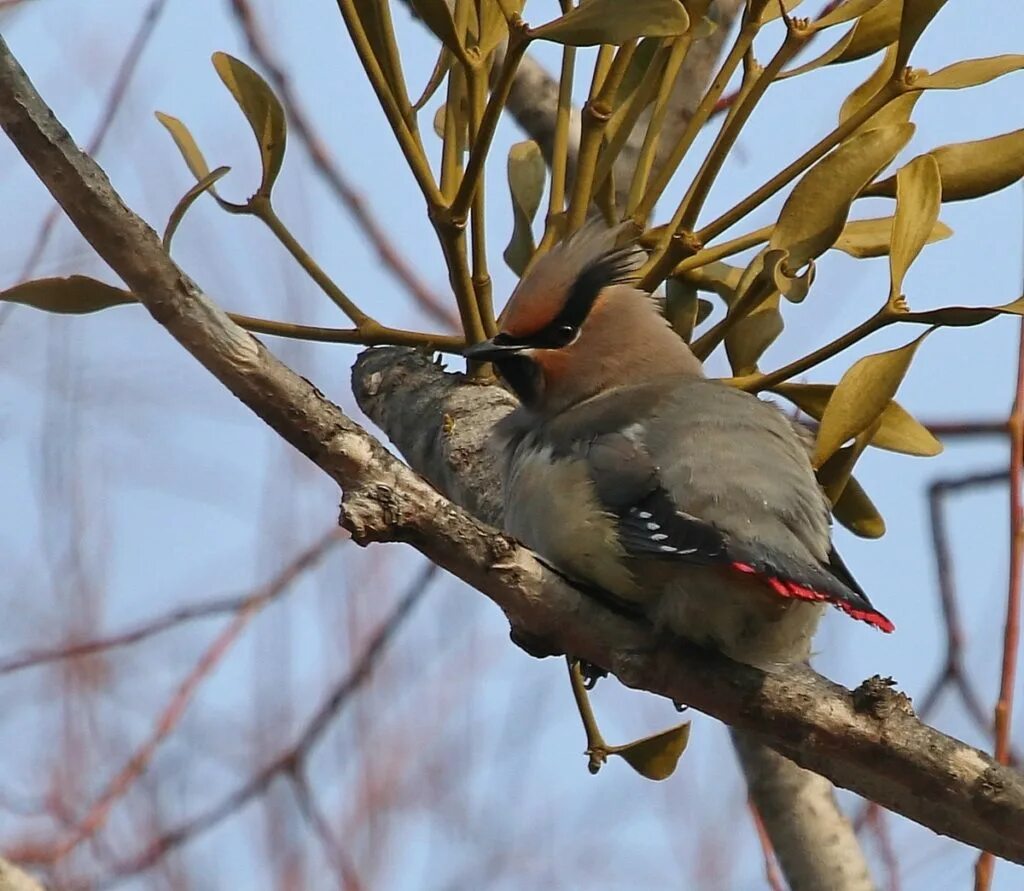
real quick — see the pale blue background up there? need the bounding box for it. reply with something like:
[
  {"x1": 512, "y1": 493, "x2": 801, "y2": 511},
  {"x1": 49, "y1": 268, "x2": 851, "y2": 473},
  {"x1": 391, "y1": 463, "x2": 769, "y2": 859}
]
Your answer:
[{"x1": 0, "y1": 1, "x2": 1022, "y2": 888}]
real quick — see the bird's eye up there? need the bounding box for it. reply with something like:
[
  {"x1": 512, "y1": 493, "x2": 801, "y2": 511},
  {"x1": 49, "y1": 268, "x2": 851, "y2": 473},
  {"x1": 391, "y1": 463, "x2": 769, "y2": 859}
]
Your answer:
[{"x1": 553, "y1": 324, "x2": 578, "y2": 346}]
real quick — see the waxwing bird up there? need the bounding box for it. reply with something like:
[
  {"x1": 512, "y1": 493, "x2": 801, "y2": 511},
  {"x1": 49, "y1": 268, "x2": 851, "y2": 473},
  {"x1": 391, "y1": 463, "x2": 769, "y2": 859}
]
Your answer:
[{"x1": 465, "y1": 223, "x2": 893, "y2": 669}]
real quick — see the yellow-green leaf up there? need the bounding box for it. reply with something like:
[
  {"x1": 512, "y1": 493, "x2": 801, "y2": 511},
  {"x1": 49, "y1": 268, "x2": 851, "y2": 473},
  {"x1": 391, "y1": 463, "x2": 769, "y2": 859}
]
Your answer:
[
  {"x1": 834, "y1": 475, "x2": 886, "y2": 537},
  {"x1": 774, "y1": 382, "x2": 943, "y2": 456},
  {"x1": 813, "y1": 330, "x2": 932, "y2": 466},
  {"x1": 413, "y1": 48, "x2": 454, "y2": 111},
  {"x1": 864, "y1": 129, "x2": 1024, "y2": 201},
  {"x1": 726, "y1": 294, "x2": 783, "y2": 376},
  {"x1": 155, "y1": 112, "x2": 212, "y2": 182},
  {"x1": 476, "y1": 0, "x2": 525, "y2": 53},
  {"x1": 832, "y1": 215, "x2": 951, "y2": 258},
  {"x1": 666, "y1": 278, "x2": 699, "y2": 341},
  {"x1": 409, "y1": 0, "x2": 465, "y2": 54},
  {"x1": 163, "y1": 166, "x2": 232, "y2": 251},
  {"x1": 680, "y1": 261, "x2": 745, "y2": 305},
  {"x1": 759, "y1": 0, "x2": 803, "y2": 23},
  {"x1": 813, "y1": 0, "x2": 886, "y2": 29},
  {"x1": 781, "y1": 29, "x2": 856, "y2": 80},
  {"x1": 889, "y1": 153, "x2": 941, "y2": 303},
  {"x1": 353, "y1": 0, "x2": 414, "y2": 112},
  {"x1": 839, "y1": 43, "x2": 896, "y2": 123},
  {"x1": 901, "y1": 295, "x2": 1024, "y2": 327},
  {"x1": 817, "y1": 422, "x2": 879, "y2": 504},
  {"x1": 503, "y1": 140, "x2": 546, "y2": 275},
  {"x1": 531, "y1": 0, "x2": 690, "y2": 46},
  {"x1": 212, "y1": 52, "x2": 287, "y2": 197},
  {"x1": 764, "y1": 248, "x2": 815, "y2": 304},
  {"x1": 768, "y1": 123, "x2": 914, "y2": 268},
  {"x1": 609, "y1": 722, "x2": 691, "y2": 781},
  {"x1": 0, "y1": 276, "x2": 136, "y2": 314},
  {"x1": 917, "y1": 54, "x2": 1024, "y2": 90},
  {"x1": 832, "y1": 0, "x2": 901, "y2": 64},
  {"x1": 894, "y1": 0, "x2": 948, "y2": 70},
  {"x1": 665, "y1": 279, "x2": 712, "y2": 342}
]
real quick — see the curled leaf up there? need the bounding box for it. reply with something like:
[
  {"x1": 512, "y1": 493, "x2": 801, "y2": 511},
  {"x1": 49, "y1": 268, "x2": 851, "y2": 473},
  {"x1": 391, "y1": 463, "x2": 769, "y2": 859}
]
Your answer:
[
  {"x1": 768, "y1": 123, "x2": 914, "y2": 269},
  {"x1": 834, "y1": 475, "x2": 886, "y2": 538},
  {"x1": 917, "y1": 54, "x2": 1024, "y2": 90},
  {"x1": 765, "y1": 249, "x2": 815, "y2": 303},
  {"x1": 813, "y1": 330, "x2": 932, "y2": 466},
  {"x1": 864, "y1": 129, "x2": 1024, "y2": 201},
  {"x1": 889, "y1": 153, "x2": 941, "y2": 303},
  {"x1": 503, "y1": 140, "x2": 546, "y2": 275},
  {"x1": 832, "y1": 215, "x2": 951, "y2": 258},
  {"x1": 163, "y1": 166, "x2": 232, "y2": 250},
  {"x1": 531, "y1": 0, "x2": 690, "y2": 46},
  {"x1": 0, "y1": 276, "x2": 135, "y2": 314},
  {"x1": 212, "y1": 52, "x2": 287, "y2": 197},
  {"x1": 774, "y1": 382, "x2": 942, "y2": 456},
  {"x1": 608, "y1": 722, "x2": 691, "y2": 781}
]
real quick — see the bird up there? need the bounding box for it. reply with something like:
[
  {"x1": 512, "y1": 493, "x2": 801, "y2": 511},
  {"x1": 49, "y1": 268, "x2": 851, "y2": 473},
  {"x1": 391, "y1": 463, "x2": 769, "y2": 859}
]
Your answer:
[{"x1": 464, "y1": 222, "x2": 893, "y2": 669}]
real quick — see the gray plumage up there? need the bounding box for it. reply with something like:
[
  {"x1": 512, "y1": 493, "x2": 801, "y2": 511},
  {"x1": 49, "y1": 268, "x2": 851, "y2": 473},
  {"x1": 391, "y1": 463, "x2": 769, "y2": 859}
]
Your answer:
[{"x1": 465, "y1": 223, "x2": 891, "y2": 669}]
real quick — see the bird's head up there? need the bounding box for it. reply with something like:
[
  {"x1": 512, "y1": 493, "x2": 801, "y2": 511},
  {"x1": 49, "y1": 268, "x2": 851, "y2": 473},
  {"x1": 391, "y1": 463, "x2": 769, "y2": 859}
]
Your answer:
[{"x1": 465, "y1": 222, "x2": 703, "y2": 415}]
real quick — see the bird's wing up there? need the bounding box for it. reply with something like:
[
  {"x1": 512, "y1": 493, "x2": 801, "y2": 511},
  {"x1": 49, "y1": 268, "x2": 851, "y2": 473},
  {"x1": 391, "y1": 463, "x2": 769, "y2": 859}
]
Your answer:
[{"x1": 575, "y1": 383, "x2": 893, "y2": 632}]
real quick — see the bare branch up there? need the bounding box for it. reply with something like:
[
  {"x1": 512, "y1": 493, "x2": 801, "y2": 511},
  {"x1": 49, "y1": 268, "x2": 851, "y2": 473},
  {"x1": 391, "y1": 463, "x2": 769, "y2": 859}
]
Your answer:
[{"x1": 2, "y1": 33, "x2": 1024, "y2": 870}]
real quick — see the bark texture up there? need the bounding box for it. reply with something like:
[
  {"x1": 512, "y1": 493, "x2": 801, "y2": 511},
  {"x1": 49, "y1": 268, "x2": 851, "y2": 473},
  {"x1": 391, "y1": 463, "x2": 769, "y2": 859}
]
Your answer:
[{"x1": 733, "y1": 731, "x2": 874, "y2": 891}]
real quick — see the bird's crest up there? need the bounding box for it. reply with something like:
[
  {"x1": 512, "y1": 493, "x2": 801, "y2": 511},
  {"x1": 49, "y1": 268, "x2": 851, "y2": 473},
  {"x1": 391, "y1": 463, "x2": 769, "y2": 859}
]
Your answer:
[{"x1": 500, "y1": 222, "x2": 647, "y2": 339}]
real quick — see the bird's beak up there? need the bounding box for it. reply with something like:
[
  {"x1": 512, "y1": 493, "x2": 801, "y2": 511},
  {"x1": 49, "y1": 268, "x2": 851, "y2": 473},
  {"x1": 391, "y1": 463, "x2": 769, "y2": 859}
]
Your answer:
[{"x1": 463, "y1": 338, "x2": 526, "y2": 362}]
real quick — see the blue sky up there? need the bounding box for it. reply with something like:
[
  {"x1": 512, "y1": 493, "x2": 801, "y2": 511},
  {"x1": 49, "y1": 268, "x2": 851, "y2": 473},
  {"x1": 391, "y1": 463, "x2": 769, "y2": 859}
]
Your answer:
[{"x1": 1, "y1": 1, "x2": 1023, "y2": 888}]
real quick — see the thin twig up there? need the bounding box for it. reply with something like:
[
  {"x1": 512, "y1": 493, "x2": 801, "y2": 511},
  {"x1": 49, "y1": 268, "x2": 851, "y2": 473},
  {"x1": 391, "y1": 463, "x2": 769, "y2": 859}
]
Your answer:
[
  {"x1": 227, "y1": 0, "x2": 457, "y2": 330},
  {"x1": 748, "y1": 801, "x2": 785, "y2": 891},
  {"x1": 0, "y1": 530, "x2": 342, "y2": 675},
  {"x1": 976, "y1": 231, "x2": 1024, "y2": 891},
  {"x1": 0, "y1": 0, "x2": 168, "y2": 328},
  {"x1": 88, "y1": 563, "x2": 438, "y2": 890},
  {"x1": 287, "y1": 770, "x2": 364, "y2": 891},
  {"x1": 19, "y1": 532, "x2": 342, "y2": 867}
]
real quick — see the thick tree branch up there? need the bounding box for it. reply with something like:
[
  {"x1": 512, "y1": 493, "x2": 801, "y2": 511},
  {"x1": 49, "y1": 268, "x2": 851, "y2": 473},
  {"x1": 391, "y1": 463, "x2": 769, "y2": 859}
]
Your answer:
[{"x1": 2, "y1": 34, "x2": 1024, "y2": 870}]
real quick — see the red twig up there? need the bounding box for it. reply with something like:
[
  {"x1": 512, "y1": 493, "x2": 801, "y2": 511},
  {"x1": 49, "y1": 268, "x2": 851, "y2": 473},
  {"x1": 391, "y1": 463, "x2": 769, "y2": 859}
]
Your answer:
[
  {"x1": 288, "y1": 770, "x2": 364, "y2": 891},
  {"x1": 82, "y1": 562, "x2": 438, "y2": 890},
  {"x1": 747, "y1": 800, "x2": 785, "y2": 891},
  {"x1": 227, "y1": 0, "x2": 458, "y2": 330},
  {"x1": 975, "y1": 315, "x2": 1024, "y2": 890},
  {"x1": 0, "y1": 530, "x2": 344, "y2": 675},
  {"x1": 12, "y1": 530, "x2": 342, "y2": 867},
  {"x1": 864, "y1": 805, "x2": 900, "y2": 891}
]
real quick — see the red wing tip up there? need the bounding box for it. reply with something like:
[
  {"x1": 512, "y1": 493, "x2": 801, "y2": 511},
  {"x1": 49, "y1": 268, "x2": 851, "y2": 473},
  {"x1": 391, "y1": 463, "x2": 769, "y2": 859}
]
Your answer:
[
  {"x1": 837, "y1": 603, "x2": 896, "y2": 633},
  {"x1": 731, "y1": 561, "x2": 895, "y2": 633}
]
